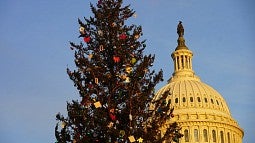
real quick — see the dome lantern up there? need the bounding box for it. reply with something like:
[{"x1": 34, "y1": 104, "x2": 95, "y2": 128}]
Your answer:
[{"x1": 170, "y1": 21, "x2": 200, "y2": 82}]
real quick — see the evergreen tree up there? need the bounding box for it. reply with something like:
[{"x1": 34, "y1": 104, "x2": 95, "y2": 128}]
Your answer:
[{"x1": 55, "y1": 0, "x2": 183, "y2": 142}]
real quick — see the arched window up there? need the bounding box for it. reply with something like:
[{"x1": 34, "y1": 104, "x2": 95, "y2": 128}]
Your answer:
[
  {"x1": 184, "y1": 129, "x2": 189, "y2": 142},
  {"x1": 204, "y1": 98, "x2": 208, "y2": 103},
  {"x1": 203, "y1": 129, "x2": 208, "y2": 142},
  {"x1": 212, "y1": 130, "x2": 216, "y2": 142},
  {"x1": 220, "y1": 131, "x2": 224, "y2": 143},
  {"x1": 197, "y1": 97, "x2": 201, "y2": 102},
  {"x1": 183, "y1": 97, "x2": 186, "y2": 102},
  {"x1": 227, "y1": 132, "x2": 230, "y2": 143},
  {"x1": 175, "y1": 98, "x2": 178, "y2": 103},
  {"x1": 190, "y1": 97, "x2": 193, "y2": 102},
  {"x1": 194, "y1": 129, "x2": 199, "y2": 142}
]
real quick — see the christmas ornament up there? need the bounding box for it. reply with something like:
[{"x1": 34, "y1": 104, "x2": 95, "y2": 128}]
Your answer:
[
  {"x1": 61, "y1": 122, "x2": 66, "y2": 128},
  {"x1": 109, "y1": 108, "x2": 116, "y2": 121},
  {"x1": 134, "y1": 34, "x2": 140, "y2": 39},
  {"x1": 109, "y1": 114, "x2": 116, "y2": 121},
  {"x1": 125, "y1": 66, "x2": 133, "y2": 74},
  {"x1": 119, "y1": 33, "x2": 127, "y2": 40},
  {"x1": 109, "y1": 108, "x2": 115, "y2": 113},
  {"x1": 111, "y1": 22, "x2": 117, "y2": 27},
  {"x1": 84, "y1": 36, "x2": 91, "y2": 43},
  {"x1": 79, "y1": 27, "x2": 85, "y2": 34},
  {"x1": 98, "y1": 30, "x2": 103, "y2": 36},
  {"x1": 88, "y1": 54, "x2": 93, "y2": 59},
  {"x1": 94, "y1": 101, "x2": 102, "y2": 108},
  {"x1": 99, "y1": 45, "x2": 104, "y2": 51},
  {"x1": 113, "y1": 56, "x2": 120, "y2": 63},
  {"x1": 137, "y1": 137, "x2": 143, "y2": 143},
  {"x1": 143, "y1": 68, "x2": 148, "y2": 73},
  {"x1": 133, "y1": 13, "x2": 137, "y2": 18},
  {"x1": 124, "y1": 77, "x2": 130, "y2": 83},
  {"x1": 131, "y1": 57, "x2": 137, "y2": 64},
  {"x1": 95, "y1": 78, "x2": 98, "y2": 84},
  {"x1": 129, "y1": 114, "x2": 132, "y2": 121},
  {"x1": 128, "y1": 136, "x2": 136, "y2": 142},
  {"x1": 108, "y1": 122, "x2": 114, "y2": 128},
  {"x1": 119, "y1": 73, "x2": 127, "y2": 80},
  {"x1": 119, "y1": 130, "x2": 125, "y2": 137}
]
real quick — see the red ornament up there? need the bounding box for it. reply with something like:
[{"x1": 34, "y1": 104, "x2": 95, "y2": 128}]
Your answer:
[
  {"x1": 109, "y1": 113, "x2": 116, "y2": 121},
  {"x1": 113, "y1": 56, "x2": 120, "y2": 63},
  {"x1": 119, "y1": 33, "x2": 127, "y2": 40},
  {"x1": 84, "y1": 36, "x2": 91, "y2": 43}
]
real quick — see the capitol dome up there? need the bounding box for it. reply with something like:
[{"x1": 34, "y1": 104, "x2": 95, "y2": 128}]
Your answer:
[{"x1": 154, "y1": 22, "x2": 244, "y2": 143}]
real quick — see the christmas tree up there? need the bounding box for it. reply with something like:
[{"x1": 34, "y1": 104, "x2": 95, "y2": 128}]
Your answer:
[{"x1": 55, "y1": 0, "x2": 183, "y2": 142}]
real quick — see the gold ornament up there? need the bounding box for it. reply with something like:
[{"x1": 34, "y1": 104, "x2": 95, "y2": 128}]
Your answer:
[
  {"x1": 94, "y1": 101, "x2": 102, "y2": 108},
  {"x1": 128, "y1": 136, "x2": 136, "y2": 142},
  {"x1": 61, "y1": 122, "x2": 66, "y2": 128},
  {"x1": 88, "y1": 54, "x2": 93, "y2": 59},
  {"x1": 108, "y1": 122, "x2": 114, "y2": 128},
  {"x1": 131, "y1": 57, "x2": 137, "y2": 64},
  {"x1": 95, "y1": 78, "x2": 98, "y2": 84},
  {"x1": 79, "y1": 27, "x2": 85, "y2": 34},
  {"x1": 134, "y1": 34, "x2": 140, "y2": 39},
  {"x1": 124, "y1": 76, "x2": 130, "y2": 83},
  {"x1": 137, "y1": 137, "x2": 143, "y2": 143},
  {"x1": 125, "y1": 66, "x2": 133, "y2": 74}
]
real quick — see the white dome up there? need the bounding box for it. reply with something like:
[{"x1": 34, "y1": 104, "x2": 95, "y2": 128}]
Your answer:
[{"x1": 154, "y1": 22, "x2": 243, "y2": 143}]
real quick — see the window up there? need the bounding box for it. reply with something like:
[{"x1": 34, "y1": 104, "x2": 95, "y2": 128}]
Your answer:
[
  {"x1": 175, "y1": 98, "x2": 178, "y2": 103},
  {"x1": 212, "y1": 130, "x2": 216, "y2": 142},
  {"x1": 203, "y1": 129, "x2": 208, "y2": 142},
  {"x1": 211, "y1": 99, "x2": 214, "y2": 104},
  {"x1": 204, "y1": 98, "x2": 208, "y2": 103},
  {"x1": 190, "y1": 97, "x2": 193, "y2": 102},
  {"x1": 220, "y1": 131, "x2": 224, "y2": 143},
  {"x1": 183, "y1": 97, "x2": 186, "y2": 102},
  {"x1": 216, "y1": 100, "x2": 219, "y2": 105},
  {"x1": 197, "y1": 97, "x2": 201, "y2": 102},
  {"x1": 194, "y1": 129, "x2": 199, "y2": 142},
  {"x1": 227, "y1": 132, "x2": 230, "y2": 143},
  {"x1": 184, "y1": 129, "x2": 189, "y2": 142}
]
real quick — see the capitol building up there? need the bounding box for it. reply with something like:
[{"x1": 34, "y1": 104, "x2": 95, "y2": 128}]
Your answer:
[{"x1": 155, "y1": 22, "x2": 244, "y2": 143}]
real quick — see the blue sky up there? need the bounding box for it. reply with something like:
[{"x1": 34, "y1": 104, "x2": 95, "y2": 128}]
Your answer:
[{"x1": 0, "y1": 0, "x2": 254, "y2": 143}]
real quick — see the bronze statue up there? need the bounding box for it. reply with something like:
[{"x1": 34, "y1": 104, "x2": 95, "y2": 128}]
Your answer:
[{"x1": 177, "y1": 21, "x2": 184, "y2": 37}]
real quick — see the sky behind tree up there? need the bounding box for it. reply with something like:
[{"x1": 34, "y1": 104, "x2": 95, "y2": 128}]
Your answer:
[{"x1": 0, "y1": 0, "x2": 254, "y2": 143}]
